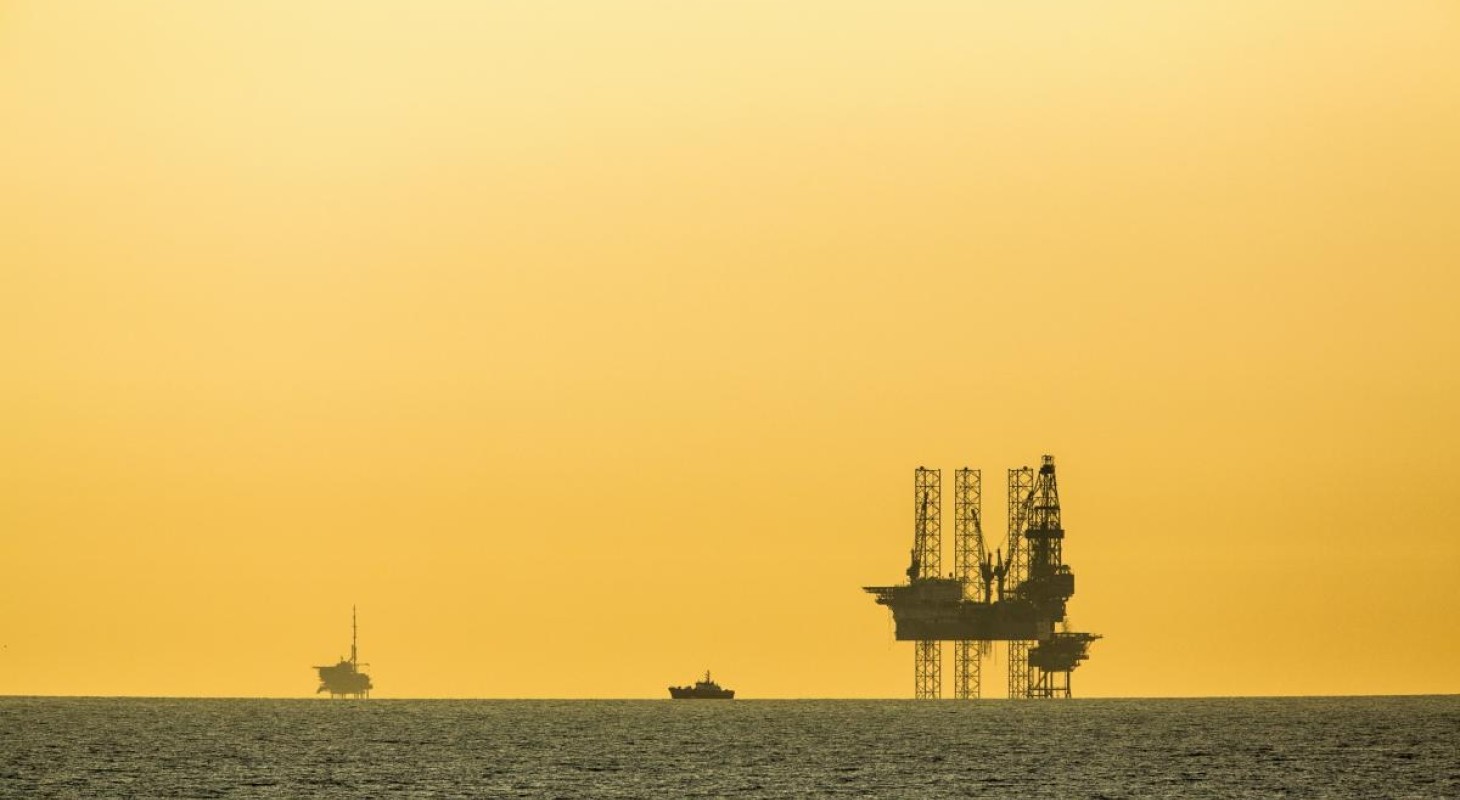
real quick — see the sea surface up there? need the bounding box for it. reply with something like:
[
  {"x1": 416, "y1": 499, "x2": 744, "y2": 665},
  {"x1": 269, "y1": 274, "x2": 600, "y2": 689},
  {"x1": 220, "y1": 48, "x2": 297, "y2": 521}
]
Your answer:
[{"x1": 1, "y1": 696, "x2": 1456, "y2": 798}]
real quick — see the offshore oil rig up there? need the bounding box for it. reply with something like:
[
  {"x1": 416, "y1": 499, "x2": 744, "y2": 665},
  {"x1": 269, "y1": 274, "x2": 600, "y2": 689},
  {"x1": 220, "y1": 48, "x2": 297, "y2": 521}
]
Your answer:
[
  {"x1": 314, "y1": 606, "x2": 373, "y2": 699},
  {"x1": 864, "y1": 456, "x2": 1099, "y2": 699}
]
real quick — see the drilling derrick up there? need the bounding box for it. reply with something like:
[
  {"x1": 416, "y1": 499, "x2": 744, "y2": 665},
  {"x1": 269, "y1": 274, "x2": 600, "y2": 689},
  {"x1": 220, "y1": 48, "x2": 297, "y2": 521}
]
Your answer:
[
  {"x1": 953, "y1": 468, "x2": 984, "y2": 699},
  {"x1": 1006, "y1": 466, "x2": 1035, "y2": 699},
  {"x1": 1022, "y1": 456, "x2": 1095, "y2": 698},
  {"x1": 864, "y1": 456, "x2": 1100, "y2": 699},
  {"x1": 912, "y1": 468, "x2": 942, "y2": 699}
]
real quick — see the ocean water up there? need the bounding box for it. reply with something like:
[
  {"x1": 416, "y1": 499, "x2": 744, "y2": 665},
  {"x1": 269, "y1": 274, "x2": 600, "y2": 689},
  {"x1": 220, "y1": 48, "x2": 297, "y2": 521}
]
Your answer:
[{"x1": 1, "y1": 696, "x2": 1455, "y2": 798}]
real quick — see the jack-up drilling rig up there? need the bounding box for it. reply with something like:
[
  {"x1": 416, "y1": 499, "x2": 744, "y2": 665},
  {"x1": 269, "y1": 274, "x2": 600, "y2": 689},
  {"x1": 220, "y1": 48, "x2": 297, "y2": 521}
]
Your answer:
[{"x1": 865, "y1": 456, "x2": 1099, "y2": 698}]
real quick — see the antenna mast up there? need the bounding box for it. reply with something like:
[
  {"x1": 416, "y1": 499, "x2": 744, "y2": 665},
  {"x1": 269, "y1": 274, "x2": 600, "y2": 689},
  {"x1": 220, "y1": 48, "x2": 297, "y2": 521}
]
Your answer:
[{"x1": 351, "y1": 605, "x2": 358, "y2": 666}]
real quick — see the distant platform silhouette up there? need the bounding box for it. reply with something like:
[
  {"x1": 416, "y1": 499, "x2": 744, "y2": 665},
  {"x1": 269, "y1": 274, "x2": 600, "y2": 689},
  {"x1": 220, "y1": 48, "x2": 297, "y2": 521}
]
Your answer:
[{"x1": 315, "y1": 606, "x2": 372, "y2": 698}]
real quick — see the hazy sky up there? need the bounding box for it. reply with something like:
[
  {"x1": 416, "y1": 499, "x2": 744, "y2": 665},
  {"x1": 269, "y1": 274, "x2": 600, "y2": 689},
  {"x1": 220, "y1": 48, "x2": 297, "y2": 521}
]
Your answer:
[{"x1": 2, "y1": 1, "x2": 1457, "y2": 698}]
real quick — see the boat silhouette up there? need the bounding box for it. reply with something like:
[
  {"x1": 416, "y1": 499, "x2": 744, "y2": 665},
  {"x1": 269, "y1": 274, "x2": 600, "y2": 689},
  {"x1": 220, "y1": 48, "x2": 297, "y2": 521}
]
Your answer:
[{"x1": 669, "y1": 671, "x2": 734, "y2": 699}]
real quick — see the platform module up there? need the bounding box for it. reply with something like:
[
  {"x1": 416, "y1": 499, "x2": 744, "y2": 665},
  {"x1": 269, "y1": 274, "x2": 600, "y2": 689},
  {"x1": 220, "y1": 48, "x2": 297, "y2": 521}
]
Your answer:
[{"x1": 864, "y1": 457, "x2": 1099, "y2": 698}]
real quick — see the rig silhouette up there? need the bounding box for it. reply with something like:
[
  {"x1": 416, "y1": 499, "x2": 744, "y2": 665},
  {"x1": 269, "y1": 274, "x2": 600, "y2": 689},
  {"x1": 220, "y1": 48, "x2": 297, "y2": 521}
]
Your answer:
[
  {"x1": 865, "y1": 456, "x2": 1099, "y2": 699},
  {"x1": 314, "y1": 606, "x2": 373, "y2": 699}
]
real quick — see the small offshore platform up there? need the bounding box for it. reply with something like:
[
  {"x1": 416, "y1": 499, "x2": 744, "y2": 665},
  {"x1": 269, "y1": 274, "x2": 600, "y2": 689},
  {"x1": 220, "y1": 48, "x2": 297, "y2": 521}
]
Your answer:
[
  {"x1": 865, "y1": 456, "x2": 1100, "y2": 699},
  {"x1": 314, "y1": 606, "x2": 373, "y2": 699}
]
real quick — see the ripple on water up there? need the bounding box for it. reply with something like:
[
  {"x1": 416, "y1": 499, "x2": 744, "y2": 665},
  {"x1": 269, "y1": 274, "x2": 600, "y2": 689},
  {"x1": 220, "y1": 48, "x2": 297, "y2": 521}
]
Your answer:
[{"x1": 0, "y1": 696, "x2": 1457, "y2": 798}]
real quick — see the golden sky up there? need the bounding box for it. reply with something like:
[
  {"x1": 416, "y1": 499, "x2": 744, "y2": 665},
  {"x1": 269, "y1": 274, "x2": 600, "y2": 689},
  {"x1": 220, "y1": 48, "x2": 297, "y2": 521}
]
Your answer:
[{"x1": 2, "y1": 1, "x2": 1457, "y2": 698}]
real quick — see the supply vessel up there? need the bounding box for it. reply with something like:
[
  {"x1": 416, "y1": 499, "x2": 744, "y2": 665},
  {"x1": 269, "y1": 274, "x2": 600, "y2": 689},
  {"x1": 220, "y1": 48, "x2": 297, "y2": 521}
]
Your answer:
[{"x1": 668, "y1": 671, "x2": 734, "y2": 699}]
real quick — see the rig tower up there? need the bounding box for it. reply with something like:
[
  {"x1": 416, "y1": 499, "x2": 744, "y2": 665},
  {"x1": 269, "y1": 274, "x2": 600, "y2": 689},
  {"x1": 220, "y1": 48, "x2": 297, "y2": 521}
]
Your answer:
[
  {"x1": 952, "y1": 468, "x2": 984, "y2": 699},
  {"x1": 911, "y1": 467, "x2": 942, "y2": 699},
  {"x1": 1006, "y1": 465, "x2": 1035, "y2": 699},
  {"x1": 865, "y1": 456, "x2": 1099, "y2": 699}
]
